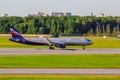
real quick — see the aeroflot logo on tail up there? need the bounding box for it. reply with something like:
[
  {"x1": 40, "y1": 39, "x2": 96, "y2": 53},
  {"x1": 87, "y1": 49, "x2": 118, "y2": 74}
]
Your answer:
[{"x1": 10, "y1": 28, "x2": 20, "y2": 35}]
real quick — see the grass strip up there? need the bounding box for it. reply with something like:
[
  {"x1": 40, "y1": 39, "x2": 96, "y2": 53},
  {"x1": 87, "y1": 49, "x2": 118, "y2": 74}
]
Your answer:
[
  {"x1": 0, "y1": 75, "x2": 119, "y2": 80},
  {"x1": 0, "y1": 54, "x2": 119, "y2": 68}
]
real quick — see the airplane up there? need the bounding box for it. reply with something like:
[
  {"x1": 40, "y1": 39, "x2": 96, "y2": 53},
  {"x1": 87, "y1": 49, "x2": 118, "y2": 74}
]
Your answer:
[{"x1": 9, "y1": 26, "x2": 93, "y2": 50}]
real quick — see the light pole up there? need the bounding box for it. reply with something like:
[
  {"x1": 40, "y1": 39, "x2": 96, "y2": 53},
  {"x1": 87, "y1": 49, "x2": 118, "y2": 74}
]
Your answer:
[
  {"x1": 117, "y1": 18, "x2": 120, "y2": 35},
  {"x1": 96, "y1": 22, "x2": 99, "y2": 37},
  {"x1": 103, "y1": 24, "x2": 105, "y2": 36}
]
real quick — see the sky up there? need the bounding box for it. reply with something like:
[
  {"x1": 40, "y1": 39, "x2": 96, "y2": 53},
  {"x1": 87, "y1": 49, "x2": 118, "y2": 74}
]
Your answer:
[{"x1": 0, "y1": 0, "x2": 119, "y2": 16}]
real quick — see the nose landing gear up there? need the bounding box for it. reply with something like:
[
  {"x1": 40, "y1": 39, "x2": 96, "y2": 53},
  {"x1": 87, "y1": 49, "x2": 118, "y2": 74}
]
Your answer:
[{"x1": 83, "y1": 45, "x2": 85, "y2": 50}]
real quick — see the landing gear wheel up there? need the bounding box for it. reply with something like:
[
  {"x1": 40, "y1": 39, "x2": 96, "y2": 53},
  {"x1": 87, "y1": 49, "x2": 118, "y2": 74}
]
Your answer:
[{"x1": 49, "y1": 46, "x2": 54, "y2": 50}]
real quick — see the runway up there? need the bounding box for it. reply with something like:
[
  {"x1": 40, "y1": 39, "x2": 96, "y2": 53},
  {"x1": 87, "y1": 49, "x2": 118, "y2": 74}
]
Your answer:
[
  {"x1": 0, "y1": 48, "x2": 120, "y2": 75},
  {"x1": 0, "y1": 68, "x2": 120, "y2": 75},
  {"x1": 0, "y1": 48, "x2": 120, "y2": 55}
]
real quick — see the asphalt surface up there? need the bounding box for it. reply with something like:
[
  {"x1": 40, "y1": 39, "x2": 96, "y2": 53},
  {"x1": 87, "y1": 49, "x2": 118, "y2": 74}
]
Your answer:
[
  {"x1": 0, "y1": 48, "x2": 120, "y2": 75},
  {"x1": 0, "y1": 48, "x2": 120, "y2": 55},
  {"x1": 0, "y1": 68, "x2": 120, "y2": 75}
]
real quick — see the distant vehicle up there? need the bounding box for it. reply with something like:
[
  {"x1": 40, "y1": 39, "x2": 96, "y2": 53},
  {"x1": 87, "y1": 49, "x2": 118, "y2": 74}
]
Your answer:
[
  {"x1": 9, "y1": 26, "x2": 93, "y2": 50},
  {"x1": 116, "y1": 35, "x2": 120, "y2": 38}
]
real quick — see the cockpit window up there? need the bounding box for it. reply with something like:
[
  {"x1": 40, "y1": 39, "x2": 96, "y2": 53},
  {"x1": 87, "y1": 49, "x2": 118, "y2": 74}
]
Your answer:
[{"x1": 86, "y1": 39, "x2": 91, "y2": 41}]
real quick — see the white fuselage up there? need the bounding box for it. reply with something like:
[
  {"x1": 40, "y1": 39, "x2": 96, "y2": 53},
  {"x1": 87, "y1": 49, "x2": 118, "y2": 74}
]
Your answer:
[{"x1": 25, "y1": 38, "x2": 93, "y2": 46}]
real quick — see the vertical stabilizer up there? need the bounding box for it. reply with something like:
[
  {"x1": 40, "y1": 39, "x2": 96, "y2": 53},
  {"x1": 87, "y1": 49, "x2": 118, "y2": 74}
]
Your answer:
[{"x1": 9, "y1": 26, "x2": 24, "y2": 42}]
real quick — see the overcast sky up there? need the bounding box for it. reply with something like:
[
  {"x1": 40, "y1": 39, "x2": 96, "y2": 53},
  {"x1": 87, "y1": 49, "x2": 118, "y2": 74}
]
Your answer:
[{"x1": 0, "y1": 0, "x2": 119, "y2": 16}]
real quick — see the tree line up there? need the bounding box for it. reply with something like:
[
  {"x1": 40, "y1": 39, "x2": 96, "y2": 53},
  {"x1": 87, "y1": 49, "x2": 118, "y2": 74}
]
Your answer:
[{"x1": 0, "y1": 16, "x2": 120, "y2": 36}]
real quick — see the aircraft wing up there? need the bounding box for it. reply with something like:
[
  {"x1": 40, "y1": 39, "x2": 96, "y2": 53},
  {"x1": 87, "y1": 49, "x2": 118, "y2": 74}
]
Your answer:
[{"x1": 46, "y1": 37, "x2": 66, "y2": 48}]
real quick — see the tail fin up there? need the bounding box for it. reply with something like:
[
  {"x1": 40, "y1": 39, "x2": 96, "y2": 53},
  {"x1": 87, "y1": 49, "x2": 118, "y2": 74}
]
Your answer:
[{"x1": 9, "y1": 26, "x2": 24, "y2": 42}]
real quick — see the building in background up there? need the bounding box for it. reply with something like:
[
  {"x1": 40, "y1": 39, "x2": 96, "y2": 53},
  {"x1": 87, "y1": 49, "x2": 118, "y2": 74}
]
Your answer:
[
  {"x1": 64, "y1": 12, "x2": 71, "y2": 16},
  {"x1": 0, "y1": 13, "x2": 8, "y2": 17},
  {"x1": 34, "y1": 12, "x2": 48, "y2": 16},
  {"x1": 52, "y1": 12, "x2": 72, "y2": 16},
  {"x1": 27, "y1": 12, "x2": 48, "y2": 16}
]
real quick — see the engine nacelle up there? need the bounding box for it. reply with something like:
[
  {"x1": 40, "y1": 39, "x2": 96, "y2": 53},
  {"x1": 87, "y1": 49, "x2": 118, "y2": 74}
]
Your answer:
[{"x1": 54, "y1": 43, "x2": 66, "y2": 48}]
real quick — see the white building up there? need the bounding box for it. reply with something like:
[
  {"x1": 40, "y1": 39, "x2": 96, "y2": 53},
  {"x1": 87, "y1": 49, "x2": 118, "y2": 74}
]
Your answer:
[
  {"x1": 28, "y1": 12, "x2": 48, "y2": 16},
  {"x1": 52, "y1": 12, "x2": 72, "y2": 16},
  {"x1": 0, "y1": 13, "x2": 8, "y2": 17}
]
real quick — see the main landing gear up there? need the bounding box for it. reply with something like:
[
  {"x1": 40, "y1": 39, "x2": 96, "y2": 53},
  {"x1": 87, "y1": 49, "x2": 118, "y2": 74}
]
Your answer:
[
  {"x1": 49, "y1": 46, "x2": 54, "y2": 50},
  {"x1": 49, "y1": 45, "x2": 85, "y2": 50},
  {"x1": 83, "y1": 45, "x2": 85, "y2": 50}
]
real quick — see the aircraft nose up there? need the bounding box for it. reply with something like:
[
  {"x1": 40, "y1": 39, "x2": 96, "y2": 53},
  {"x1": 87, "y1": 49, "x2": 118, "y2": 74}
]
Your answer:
[
  {"x1": 89, "y1": 41, "x2": 93, "y2": 45},
  {"x1": 86, "y1": 39, "x2": 93, "y2": 45}
]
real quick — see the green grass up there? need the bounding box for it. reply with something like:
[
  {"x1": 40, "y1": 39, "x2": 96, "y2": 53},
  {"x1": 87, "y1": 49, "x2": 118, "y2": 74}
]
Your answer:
[
  {"x1": 1, "y1": 37, "x2": 120, "y2": 48},
  {"x1": 0, "y1": 54, "x2": 119, "y2": 68},
  {"x1": 88, "y1": 38, "x2": 120, "y2": 48},
  {"x1": 0, "y1": 75, "x2": 119, "y2": 80},
  {"x1": 0, "y1": 37, "x2": 47, "y2": 48}
]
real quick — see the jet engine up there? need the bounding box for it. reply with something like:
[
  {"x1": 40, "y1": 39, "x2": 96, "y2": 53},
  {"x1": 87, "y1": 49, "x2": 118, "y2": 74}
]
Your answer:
[{"x1": 54, "y1": 43, "x2": 66, "y2": 48}]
